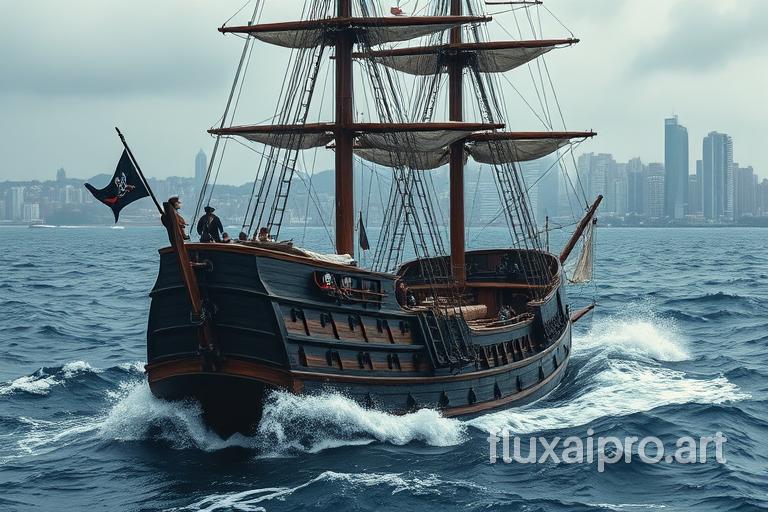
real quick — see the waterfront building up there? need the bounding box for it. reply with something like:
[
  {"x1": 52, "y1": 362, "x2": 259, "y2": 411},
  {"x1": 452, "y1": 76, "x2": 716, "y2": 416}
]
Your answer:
[
  {"x1": 645, "y1": 163, "x2": 665, "y2": 219},
  {"x1": 195, "y1": 149, "x2": 207, "y2": 201},
  {"x1": 626, "y1": 157, "x2": 645, "y2": 215},
  {"x1": 8, "y1": 186, "x2": 25, "y2": 220},
  {"x1": 664, "y1": 116, "x2": 689, "y2": 219},
  {"x1": 22, "y1": 203, "x2": 41, "y2": 223},
  {"x1": 734, "y1": 165, "x2": 757, "y2": 218},
  {"x1": 702, "y1": 131, "x2": 733, "y2": 221}
]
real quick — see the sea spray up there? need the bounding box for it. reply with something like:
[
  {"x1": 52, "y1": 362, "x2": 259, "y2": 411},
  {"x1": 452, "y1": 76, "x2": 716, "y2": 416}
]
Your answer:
[
  {"x1": 573, "y1": 301, "x2": 688, "y2": 362},
  {"x1": 181, "y1": 471, "x2": 484, "y2": 511},
  {"x1": 0, "y1": 360, "x2": 100, "y2": 396},
  {"x1": 467, "y1": 359, "x2": 748, "y2": 434},
  {"x1": 468, "y1": 307, "x2": 747, "y2": 433},
  {"x1": 257, "y1": 391, "x2": 466, "y2": 454}
]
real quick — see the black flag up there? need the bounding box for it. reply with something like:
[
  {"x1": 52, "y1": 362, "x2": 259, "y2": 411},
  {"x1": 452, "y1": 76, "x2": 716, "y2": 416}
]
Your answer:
[
  {"x1": 84, "y1": 150, "x2": 149, "y2": 222},
  {"x1": 358, "y1": 211, "x2": 370, "y2": 251}
]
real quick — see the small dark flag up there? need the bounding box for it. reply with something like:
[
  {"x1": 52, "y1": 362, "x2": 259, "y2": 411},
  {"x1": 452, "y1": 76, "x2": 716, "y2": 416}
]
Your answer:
[
  {"x1": 84, "y1": 150, "x2": 149, "y2": 222},
  {"x1": 358, "y1": 211, "x2": 370, "y2": 251}
]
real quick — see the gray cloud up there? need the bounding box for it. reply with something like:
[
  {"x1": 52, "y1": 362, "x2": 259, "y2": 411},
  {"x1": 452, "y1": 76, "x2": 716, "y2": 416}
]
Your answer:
[
  {"x1": 0, "y1": 1, "x2": 239, "y2": 96},
  {"x1": 632, "y1": 0, "x2": 768, "y2": 73}
]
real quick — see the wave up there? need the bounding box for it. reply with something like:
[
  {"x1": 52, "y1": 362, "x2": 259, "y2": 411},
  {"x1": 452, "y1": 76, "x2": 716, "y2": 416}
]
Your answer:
[
  {"x1": 96, "y1": 382, "x2": 467, "y2": 453},
  {"x1": 256, "y1": 391, "x2": 466, "y2": 454},
  {"x1": 466, "y1": 359, "x2": 748, "y2": 434},
  {"x1": 573, "y1": 302, "x2": 689, "y2": 362},
  {"x1": 0, "y1": 361, "x2": 99, "y2": 396},
  {"x1": 179, "y1": 470, "x2": 483, "y2": 511},
  {"x1": 0, "y1": 303, "x2": 751, "y2": 458},
  {"x1": 468, "y1": 305, "x2": 749, "y2": 434}
]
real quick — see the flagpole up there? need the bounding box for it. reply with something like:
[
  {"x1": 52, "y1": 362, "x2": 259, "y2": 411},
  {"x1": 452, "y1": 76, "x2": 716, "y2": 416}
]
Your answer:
[{"x1": 114, "y1": 127, "x2": 163, "y2": 216}]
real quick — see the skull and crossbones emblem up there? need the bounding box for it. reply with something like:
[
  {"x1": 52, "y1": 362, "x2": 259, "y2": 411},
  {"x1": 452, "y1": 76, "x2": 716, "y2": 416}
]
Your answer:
[{"x1": 114, "y1": 172, "x2": 136, "y2": 198}]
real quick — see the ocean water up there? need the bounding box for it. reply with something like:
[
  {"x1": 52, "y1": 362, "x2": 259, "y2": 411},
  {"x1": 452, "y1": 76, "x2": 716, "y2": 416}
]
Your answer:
[{"x1": 1, "y1": 225, "x2": 766, "y2": 511}]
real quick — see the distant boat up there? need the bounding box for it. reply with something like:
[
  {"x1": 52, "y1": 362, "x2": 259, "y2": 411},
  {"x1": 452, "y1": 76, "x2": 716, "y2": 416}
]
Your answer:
[
  {"x1": 111, "y1": 226, "x2": 125, "y2": 230},
  {"x1": 144, "y1": 1, "x2": 601, "y2": 436},
  {"x1": 29, "y1": 224, "x2": 57, "y2": 229}
]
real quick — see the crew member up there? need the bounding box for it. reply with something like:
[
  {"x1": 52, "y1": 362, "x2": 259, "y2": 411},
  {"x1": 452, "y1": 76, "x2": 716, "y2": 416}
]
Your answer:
[
  {"x1": 396, "y1": 281, "x2": 407, "y2": 306},
  {"x1": 221, "y1": 232, "x2": 232, "y2": 243},
  {"x1": 196, "y1": 205, "x2": 224, "y2": 243},
  {"x1": 166, "y1": 196, "x2": 189, "y2": 240},
  {"x1": 257, "y1": 227, "x2": 273, "y2": 242}
]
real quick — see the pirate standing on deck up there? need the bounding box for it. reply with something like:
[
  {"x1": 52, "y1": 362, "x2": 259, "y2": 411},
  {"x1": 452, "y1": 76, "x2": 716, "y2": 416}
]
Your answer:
[
  {"x1": 168, "y1": 196, "x2": 189, "y2": 240},
  {"x1": 197, "y1": 206, "x2": 224, "y2": 243}
]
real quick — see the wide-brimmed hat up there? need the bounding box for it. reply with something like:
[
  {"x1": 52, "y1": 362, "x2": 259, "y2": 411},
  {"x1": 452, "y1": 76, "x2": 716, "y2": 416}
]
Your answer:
[{"x1": 204, "y1": 206, "x2": 215, "y2": 213}]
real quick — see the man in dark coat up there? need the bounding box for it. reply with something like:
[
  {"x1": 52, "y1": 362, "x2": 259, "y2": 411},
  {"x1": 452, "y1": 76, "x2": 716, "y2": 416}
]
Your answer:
[{"x1": 196, "y1": 206, "x2": 224, "y2": 243}]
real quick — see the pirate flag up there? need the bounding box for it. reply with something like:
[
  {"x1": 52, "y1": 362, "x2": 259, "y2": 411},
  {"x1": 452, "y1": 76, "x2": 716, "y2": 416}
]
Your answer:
[{"x1": 84, "y1": 150, "x2": 149, "y2": 222}]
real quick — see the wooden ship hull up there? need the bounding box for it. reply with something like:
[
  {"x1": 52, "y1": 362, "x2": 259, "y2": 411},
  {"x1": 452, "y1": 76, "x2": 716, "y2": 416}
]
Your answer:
[{"x1": 146, "y1": 242, "x2": 574, "y2": 435}]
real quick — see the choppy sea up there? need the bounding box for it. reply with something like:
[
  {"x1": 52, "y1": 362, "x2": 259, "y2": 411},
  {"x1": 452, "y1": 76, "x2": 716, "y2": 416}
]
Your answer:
[{"x1": 1, "y1": 225, "x2": 766, "y2": 511}]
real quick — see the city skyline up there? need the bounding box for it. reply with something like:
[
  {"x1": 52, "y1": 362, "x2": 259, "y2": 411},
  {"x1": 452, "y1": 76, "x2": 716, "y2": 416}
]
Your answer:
[{"x1": 3, "y1": 114, "x2": 768, "y2": 228}]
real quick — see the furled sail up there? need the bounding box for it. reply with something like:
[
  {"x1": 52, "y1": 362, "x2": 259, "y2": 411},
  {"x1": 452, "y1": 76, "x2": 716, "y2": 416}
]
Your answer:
[
  {"x1": 360, "y1": 129, "x2": 474, "y2": 152},
  {"x1": 372, "y1": 54, "x2": 442, "y2": 75},
  {"x1": 354, "y1": 147, "x2": 451, "y2": 169},
  {"x1": 466, "y1": 131, "x2": 596, "y2": 164},
  {"x1": 252, "y1": 29, "x2": 325, "y2": 49},
  {"x1": 212, "y1": 122, "x2": 502, "y2": 153},
  {"x1": 474, "y1": 46, "x2": 553, "y2": 73},
  {"x1": 220, "y1": 16, "x2": 490, "y2": 50},
  {"x1": 242, "y1": 132, "x2": 335, "y2": 150},
  {"x1": 364, "y1": 23, "x2": 461, "y2": 46},
  {"x1": 356, "y1": 39, "x2": 578, "y2": 75},
  {"x1": 209, "y1": 123, "x2": 336, "y2": 149},
  {"x1": 569, "y1": 220, "x2": 594, "y2": 284},
  {"x1": 467, "y1": 138, "x2": 571, "y2": 164}
]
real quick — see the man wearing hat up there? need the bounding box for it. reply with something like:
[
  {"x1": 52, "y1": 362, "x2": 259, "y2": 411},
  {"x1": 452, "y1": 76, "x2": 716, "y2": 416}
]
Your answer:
[
  {"x1": 165, "y1": 196, "x2": 190, "y2": 241},
  {"x1": 196, "y1": 205, "x2": 224, "y2": 243}
]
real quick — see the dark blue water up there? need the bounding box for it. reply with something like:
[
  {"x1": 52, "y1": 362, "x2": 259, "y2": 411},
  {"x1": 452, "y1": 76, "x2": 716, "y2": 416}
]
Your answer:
[{"x1": 1, "y1": 226, "x2": 766, "y2": 511}]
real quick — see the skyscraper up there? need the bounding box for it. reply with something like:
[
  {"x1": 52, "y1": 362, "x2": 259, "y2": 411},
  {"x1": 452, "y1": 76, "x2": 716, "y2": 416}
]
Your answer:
[
  {"x1": 645, "y1": 163, "x2": 665, "y2": 219},
  {"x1": 702, "y1": 132, "x2": 733, "y2": 220},
  {"x1": 759, "y1": 179, "x2": 768, "y2": 217},
  {"x1": 664, "y1": 116, "x2": 688, "y2": 219},
  {"x1": 626, "y1": 157, "x2": 645, "y2": 215},
  {"x1": 8, "y1": 186, "x2": 25, "y2": 221},
  {"x1": 687, "y1": 160, "x2": 703, "y2": 217},
  {"x1": 195, "y1": 149, "x2": 208, "y2": 201},
  {"x1": 734, "y1": 165, "x2": 757, "y2": 218}
]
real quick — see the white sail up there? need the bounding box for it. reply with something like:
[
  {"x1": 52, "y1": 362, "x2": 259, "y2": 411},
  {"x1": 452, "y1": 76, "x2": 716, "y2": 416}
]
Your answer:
[{"x1": 569, "y1": 221, "x2": 594, "y2": 284}]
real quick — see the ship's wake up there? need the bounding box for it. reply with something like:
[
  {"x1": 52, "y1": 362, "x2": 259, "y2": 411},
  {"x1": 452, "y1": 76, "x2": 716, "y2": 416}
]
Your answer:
[{"x1": 0, "y1": 305, "x2": 750, "y2": 458}]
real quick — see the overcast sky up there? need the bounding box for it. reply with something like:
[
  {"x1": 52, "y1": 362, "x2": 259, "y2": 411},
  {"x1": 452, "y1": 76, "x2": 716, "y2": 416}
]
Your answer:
[{"x1": 0, "y1": 0, "x2": 765, "y2": 183}]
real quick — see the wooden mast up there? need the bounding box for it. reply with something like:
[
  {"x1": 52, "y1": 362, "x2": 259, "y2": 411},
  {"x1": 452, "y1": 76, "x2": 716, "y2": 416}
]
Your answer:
[
  {"x1": 560, "y1": 194, "x2": 603, "y2": 264},
  {"x1": 335, "y1": 0, "x2": 355, "y2": 257},
  {"x1": 449, "y1": 0, "x2": 466, "y2": 284}
]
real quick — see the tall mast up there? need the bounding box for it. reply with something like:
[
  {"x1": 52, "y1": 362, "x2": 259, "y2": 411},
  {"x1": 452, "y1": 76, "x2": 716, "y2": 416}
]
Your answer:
[
  {"x1": 335, "y1": 0, "x2": 355, "y2": 257},
  {"x1": 448, "y1": 0, "x2": 465, "y2": 283}
]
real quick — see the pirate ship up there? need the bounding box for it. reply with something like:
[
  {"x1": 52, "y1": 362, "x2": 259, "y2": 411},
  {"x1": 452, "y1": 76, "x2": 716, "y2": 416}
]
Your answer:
[{"x1": 145, "y1": 0, "x2": 601, "y2": 435}]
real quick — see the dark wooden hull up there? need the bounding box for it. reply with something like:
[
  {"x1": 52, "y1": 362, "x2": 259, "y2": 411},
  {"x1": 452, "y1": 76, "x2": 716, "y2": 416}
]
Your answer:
[{"x1": 146, "y1": 243, "x2": 573, "y2": 436}]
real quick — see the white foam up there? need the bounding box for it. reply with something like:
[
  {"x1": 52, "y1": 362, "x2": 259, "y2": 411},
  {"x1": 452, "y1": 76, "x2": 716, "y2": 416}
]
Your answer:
[
  {"x1": 16, "y1": 415, "x2": 98, "y2": 456},
  {"x1": 574, "y1": 303, "x2": 689, "y2": 362},
  {"x1": 0, "y1": 360, "x2": 99, "y2": 396},
  {"x1": 468, "y1": 359, "x2": 749, "y2": 434},
  {"x1": 179, "y1": 471, "x2": 483, "y2": 511},
  {"x1": 0, "y1": 372, "x2": 58, "y2": 396},
  {"x1": 117, "y1": 361, "x2": 146, "y2": 374},
  {"x1": 98, "y1": 381, "x2": 255, "y2": 451},
  {"x1": 62, "y1": 360, "x2": 100, "y2": 378},
  {"x1": 467, "y1": 305, "x2": 749, "y2": 433},
  {"x1": 257, "y1": 391, "x2": 466, "y2": 454}
]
